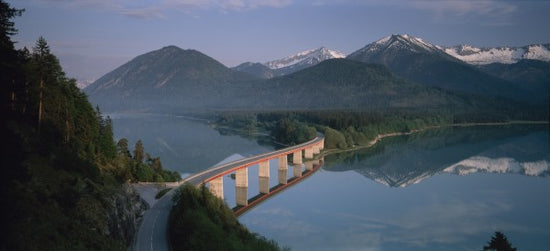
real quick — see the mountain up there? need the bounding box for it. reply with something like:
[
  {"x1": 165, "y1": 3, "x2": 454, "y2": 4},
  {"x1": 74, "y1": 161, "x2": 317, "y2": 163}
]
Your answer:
[
  {"x1": 347, "y1": 34, "x2": 532, "y2": 103},
  {"x1": 443, "y1": 44, "x2": 550, "y2": 65},
  {"x1": 84, "y1": 45, "x2": 255, "y2": 112},
  {"x1": 76, "y1": 78, "x2": 95, "y2": 89},
  {"x1": 265, "y1": 47, "x2": 346, "y2": 76},
  {"x1": 86, "y1": 45, "x2": 540, "y2": 117},
  {"x1": 246, "y1": 58, "x2": 511, "y2": 111},
  {"x1": 478, "y1": 60, "x2": 550, "y2": 104},
  {"x1": 232, "y1": 62, "x2": 274, "y2": 79}
]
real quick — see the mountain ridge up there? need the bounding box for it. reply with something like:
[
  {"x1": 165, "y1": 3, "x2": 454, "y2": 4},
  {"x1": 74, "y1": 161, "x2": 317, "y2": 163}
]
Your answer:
[
  {"x1": 232, "y1": 46, "x2": 345, "y2": 78},
  {"x1": 346, "y1": 34, "x2": 534, "y2": 103},
  {"x1": 443, "y1": 43, "x2": 550, "y2": 65}
]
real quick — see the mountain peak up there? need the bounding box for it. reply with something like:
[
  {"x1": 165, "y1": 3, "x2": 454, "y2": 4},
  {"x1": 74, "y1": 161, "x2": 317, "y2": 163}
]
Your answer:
[
  {"x1": 265, "y1": 46, "x2": 346, "y2": 70},
  {"x1": 370, "y1": 34, "x2": 440, "y2": 53}
]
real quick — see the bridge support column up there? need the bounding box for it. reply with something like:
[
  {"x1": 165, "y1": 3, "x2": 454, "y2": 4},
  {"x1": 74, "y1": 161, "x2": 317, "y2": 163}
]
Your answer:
[
  {"x1": 293, "y1": 150, "x2": 302, "y2": 164},
  {"x1": 278, "y1": 155, "x2": 288, "y2": 185},
  {"x1": 320, "y1": 139, "x2": 325, "y2": 150},
  {"x1": 209, "y1": 176, "x2": 224, "y2": 200},
  {"x1": 312, "y1": 145, "x2": 320, "y2": 155},
  {"x1": 259, "y1": 160, "x2": 270, "y2": 194},
  {"x1": 235, "y1": 168, "x2": 248, "y2": 206},
  {"x1": 293, "y1": 164, "x2": 302, "y2": 177},
  {"x1": 304, "y1": 147, "x2": 313, "y2": 159}
]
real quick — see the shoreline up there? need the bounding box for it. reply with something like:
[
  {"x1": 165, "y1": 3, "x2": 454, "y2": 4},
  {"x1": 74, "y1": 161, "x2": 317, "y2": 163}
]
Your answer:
[{"x1": 317, "y1": 120, "x2": 549, "y2": 157}]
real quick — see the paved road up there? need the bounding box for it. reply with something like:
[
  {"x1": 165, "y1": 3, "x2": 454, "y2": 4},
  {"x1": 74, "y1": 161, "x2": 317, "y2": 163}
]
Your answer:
[{"x1": 133, "y1": 134, "x2": 323, "y2": 251}]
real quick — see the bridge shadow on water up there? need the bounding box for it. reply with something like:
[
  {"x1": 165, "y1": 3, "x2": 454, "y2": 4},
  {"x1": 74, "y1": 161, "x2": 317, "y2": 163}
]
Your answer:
[{"x1": 233, "y1": 159, "x2": 324, "y2": 217}]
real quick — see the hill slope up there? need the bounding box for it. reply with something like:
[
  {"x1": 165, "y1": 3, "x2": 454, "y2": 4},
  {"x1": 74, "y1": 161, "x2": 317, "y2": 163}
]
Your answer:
[
  {"x1": 232, "y1": 62, "x2": 274, "y2": 79},
  {"x1": 244, "y1": 58, "x2": 511, "y2": 112},
  {"x1": 85, "y1": 46, "x2": 255, "y2": 111}
]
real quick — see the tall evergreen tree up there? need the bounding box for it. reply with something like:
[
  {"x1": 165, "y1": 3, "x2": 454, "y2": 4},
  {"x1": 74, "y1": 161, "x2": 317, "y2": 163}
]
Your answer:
[
  {"x1": 1, "y1": 0, "x2": 24, "y2": 116},
  {"x1": 117, "y1": 138, "x2": 131, "y2": 158},
  {"x1": 483, "y1": 231, "x2": 517, "y2": 251},
  {"x1": 134, "y1": 139, "x2": 144, "y2": 164}
]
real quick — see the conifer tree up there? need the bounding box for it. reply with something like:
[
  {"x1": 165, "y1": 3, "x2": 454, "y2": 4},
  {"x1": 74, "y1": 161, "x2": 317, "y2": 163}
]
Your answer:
[
  {"x1": 483, "y1": 231, "x2": 517, "y2": 251},
  {"x1": 134, "y1": 139, "x2": 144, "y2": 164}
]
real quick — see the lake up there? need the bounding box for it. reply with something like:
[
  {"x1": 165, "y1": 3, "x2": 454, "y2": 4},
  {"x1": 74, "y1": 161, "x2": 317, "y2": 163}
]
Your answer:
[{"x1": 111, "y1": 113, "x2": 550, "y2": 250}]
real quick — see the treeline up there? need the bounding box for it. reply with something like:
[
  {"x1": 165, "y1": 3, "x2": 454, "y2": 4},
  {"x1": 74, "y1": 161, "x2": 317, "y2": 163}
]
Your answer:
[
  {"x1": 169, "y1": 184, "x2": 287, "y2": 251},
  {"x1": 214, "y1": 106, "x2": 547, "y2": 150},
  {"x1": 0, "y1": 2, "x2": 175, "y2": 249},
  {"x1": 112, "y1": 138, "x2": 180, "y2": 182}
]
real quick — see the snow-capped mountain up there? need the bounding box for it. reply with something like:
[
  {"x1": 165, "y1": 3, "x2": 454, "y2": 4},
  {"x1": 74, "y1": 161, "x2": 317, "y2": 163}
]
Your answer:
[
  {"x1": 232, "y1": 47, "x2": 345, "y2": 78},
  {"x1": 264, "y1": 47, "x2": 346, "y2": 76},
  {"x1": 347, "y1": 34, "x2": 456, "y2": 61},
  {"x1": 442, "y1": 44, "x2": 550, "y2": 65},
  {"x1": 346, "y1": 34, "x2": 530, "y2": 102},
  {"x1": 265, "y1": 46, "x2": 346, "y2": 70}
]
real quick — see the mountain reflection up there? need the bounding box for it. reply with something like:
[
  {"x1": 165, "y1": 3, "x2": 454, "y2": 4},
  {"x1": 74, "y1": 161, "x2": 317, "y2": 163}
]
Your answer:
[
  {"x1": 324, "y1": 124, "x2": 549, "y2": 187},
  {"x1": 444, "y1": 156, "x2": 549, "y2": 176}
]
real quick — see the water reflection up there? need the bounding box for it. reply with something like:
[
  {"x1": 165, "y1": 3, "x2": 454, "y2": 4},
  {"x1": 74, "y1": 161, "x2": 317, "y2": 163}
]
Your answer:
[
  {"x1": 324, "y1": 125, "x2": 550, "y2": 187},
  {"x1": 109, "y1": 113, "x2": 275, "y2": 174}
]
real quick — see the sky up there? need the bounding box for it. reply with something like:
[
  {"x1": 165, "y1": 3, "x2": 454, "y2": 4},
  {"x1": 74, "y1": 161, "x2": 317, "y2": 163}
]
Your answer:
[{"x1": 7, "y1": 0, "x2": 550, "y2": 82}]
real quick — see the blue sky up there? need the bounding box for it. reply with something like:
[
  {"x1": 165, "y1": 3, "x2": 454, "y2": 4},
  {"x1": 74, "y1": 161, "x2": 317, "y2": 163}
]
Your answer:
[{"x1": 7, "y1": 0, "x2": 550, "y2": 81}]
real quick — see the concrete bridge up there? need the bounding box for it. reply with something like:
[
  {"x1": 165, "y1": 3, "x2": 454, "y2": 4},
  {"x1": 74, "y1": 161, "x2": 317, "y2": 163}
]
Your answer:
[
  {"x1": 134, "y1": 134, "x2": 324, "y2": 251},
  {"x1": 184, "y1": 133, "x2": 325, "y2": 210}
]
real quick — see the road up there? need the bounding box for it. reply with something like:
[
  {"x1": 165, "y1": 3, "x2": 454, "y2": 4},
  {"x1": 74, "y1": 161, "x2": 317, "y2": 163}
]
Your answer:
[{"x1": 133, "y1": 134, "x2": 323, "y2": 251}]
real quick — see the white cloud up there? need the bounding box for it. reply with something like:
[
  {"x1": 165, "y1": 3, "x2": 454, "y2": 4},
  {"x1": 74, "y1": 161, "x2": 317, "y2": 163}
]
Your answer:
[
  {"x1": 35, "y1": 0, "x2": 293, "y2": 19},
  {"x1": 407, "y1": 0, "x2": 517, "y2": 17}
]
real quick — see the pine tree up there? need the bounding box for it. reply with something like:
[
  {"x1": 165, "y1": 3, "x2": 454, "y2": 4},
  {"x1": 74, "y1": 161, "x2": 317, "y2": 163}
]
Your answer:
[
  {"x1": 483, "y1": 231, "x2": 517, "y2": 251},
  {"x1": 134, "y1": 140, "x2": 144, "y2": 164}
]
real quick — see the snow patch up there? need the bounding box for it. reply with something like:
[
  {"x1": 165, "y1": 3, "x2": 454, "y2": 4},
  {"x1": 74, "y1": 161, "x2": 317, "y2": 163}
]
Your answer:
[
  {"x1": 265, "y1": 47, "x2": 346, "y2": 70},
  {"x1": 444, "y1": 44, "x2": 550, "y2": 65}
]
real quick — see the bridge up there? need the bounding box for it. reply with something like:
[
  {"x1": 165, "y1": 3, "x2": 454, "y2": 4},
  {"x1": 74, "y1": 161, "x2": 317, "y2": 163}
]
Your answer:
[
  {"x1": 134, "y1": 134, "x2": 325, "y2": 251},
  {"x1": 185, "y1": 133, "x2": 324, "y2": 210}
]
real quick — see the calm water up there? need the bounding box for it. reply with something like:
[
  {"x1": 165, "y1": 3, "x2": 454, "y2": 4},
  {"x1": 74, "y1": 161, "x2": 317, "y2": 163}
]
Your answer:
[{"x1": 111, "y1": 114, "x2": 550, "y2": 250}]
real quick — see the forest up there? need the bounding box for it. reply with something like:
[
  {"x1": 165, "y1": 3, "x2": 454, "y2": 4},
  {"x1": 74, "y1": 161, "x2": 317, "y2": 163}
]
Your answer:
[
  {"x1": 0, "y1": 2, "x2": 177, "y2": 249},
  {"x1": 169, "y1": 184, "x2": 286, "y2": 251},
  {"x1": 214, "y1": 107, "x2": 547, "y2": 151}
]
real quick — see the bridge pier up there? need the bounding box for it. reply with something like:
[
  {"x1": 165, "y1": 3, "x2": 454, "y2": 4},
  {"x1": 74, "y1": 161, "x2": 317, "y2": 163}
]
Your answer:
[
  {"x1": 259, "y1": 160, "x2": 270, "y2": 194},
  {"x1": 311, "y1": 145, "x2": 319, "y2": 154},
  {"x1": 293, "y1": 150, "x2": 302, "y2": 164},
  {"x1": 278, "y1": 155, "x2": 288, "y2": 185},
  {"x1": 304, "y1": 147, "x2": 313, "y2": 159},
  {"x1": 235, "y1": 168, "x2": 248, "y2": 206},
  {"x1": 209, "y1": 176, "x2": 224, "y2": 200}
]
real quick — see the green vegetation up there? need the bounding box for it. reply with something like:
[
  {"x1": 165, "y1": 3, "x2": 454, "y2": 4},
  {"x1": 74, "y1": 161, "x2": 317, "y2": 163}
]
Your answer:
[
  {"x1": 155, "y1": 188, "x2": 172, "y2": 199},
  {"x1": 0, "y1": 2, "x2": 175, "y2": 249},
  {"x1": 169, "y1": 184, "x2": 287, "y2": 251},
  {"x1": 113, "y1": 138, "x2": 181, "y2": 182},
  {"x1": 214, "y1": 108, "x2": 547, "y2": 151}
]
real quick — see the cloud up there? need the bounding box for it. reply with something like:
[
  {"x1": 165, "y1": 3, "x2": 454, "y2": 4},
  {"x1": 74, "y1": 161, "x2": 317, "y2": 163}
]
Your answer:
[
  {"x1": 309, "y1": 0, "x2": 518, "y2": 25},
  {"x1": 407, "y1": 0, "x2": 517, "y2": 18},
  {"x1": 35, "y1": 0, "x2": 293, "y2": 19}
]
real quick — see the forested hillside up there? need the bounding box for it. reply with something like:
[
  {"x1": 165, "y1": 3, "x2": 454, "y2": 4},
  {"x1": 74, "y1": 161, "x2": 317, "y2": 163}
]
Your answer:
[{"x1": 0, "y1": 2, "x2": 175, "y2": 249}]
